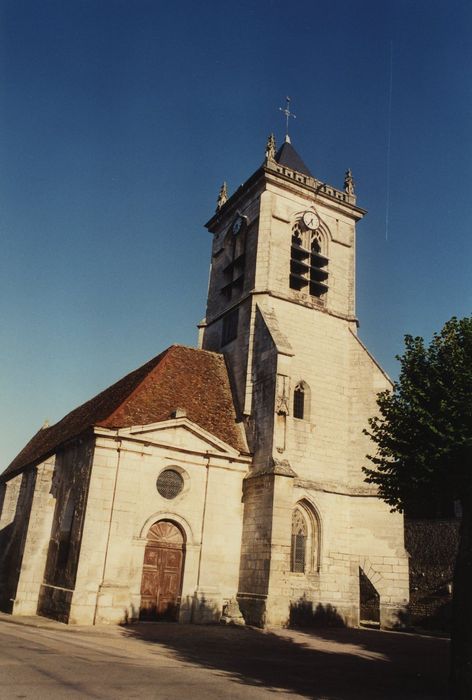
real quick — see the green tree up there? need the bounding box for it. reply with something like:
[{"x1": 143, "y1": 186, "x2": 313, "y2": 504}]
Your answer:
[{"x1": 363, "y1": 316, "x2": 472, "y2": 700}]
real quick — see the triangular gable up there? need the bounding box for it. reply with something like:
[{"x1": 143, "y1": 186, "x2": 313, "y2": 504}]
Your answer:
[{"x1": 111, "y1": 417, "x2": 244, "y2": 457}]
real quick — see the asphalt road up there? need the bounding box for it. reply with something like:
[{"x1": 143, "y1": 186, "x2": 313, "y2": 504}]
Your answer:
[{"x1": 0, "y1": 618, "x2": 450, "y2": 700}]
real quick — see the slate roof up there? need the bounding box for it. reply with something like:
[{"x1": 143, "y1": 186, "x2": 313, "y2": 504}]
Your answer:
[
  {"x1": 3, "y1": 345, "x2": 247, "y2": 479},
  {"x1": 275, "y1": 140, "x2": 313, "y2": 177}
]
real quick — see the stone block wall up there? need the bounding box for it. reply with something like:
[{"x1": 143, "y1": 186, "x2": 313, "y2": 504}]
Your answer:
[
  {"x1": 260, "y1": 181, "x2": 357, "y2": 320},
  {"x1": 239, "y1": 294, "x2": 409, "y2": 628},
  {"x1": 13, "y1": 458, "x2": 56, "y2": 615},
  {"x1": 67, "y1": 424, "x2": 248, "y2": 625},
  {"x1": 237, "y1": 473, "x2": 273, "y2": 625}
]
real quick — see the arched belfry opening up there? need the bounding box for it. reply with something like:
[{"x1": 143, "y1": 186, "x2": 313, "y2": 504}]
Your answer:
[
  {"x1": 289, "y1": 219, "x2": 329, "y2": 299},
  {"x1": 139, "y1": 520, "x2": 186, "y2": 621}
]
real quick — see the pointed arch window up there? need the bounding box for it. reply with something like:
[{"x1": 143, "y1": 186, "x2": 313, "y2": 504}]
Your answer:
[
  {"x1": 290, "y1": 502, "x2": 321, "y2": 575},
  {"x1": 293, "y1": 383, "x2": 305, "y2": 419},
  {"x1": 291, "y1": 508, "x2": 308, "y2": 573},
  {"x1": 293, "y1": 381, "x2": 310, "y2": 420}
]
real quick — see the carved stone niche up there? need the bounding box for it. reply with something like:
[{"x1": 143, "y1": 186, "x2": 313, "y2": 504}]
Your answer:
[{"x1": 275, "y1": 374, "x2": 290, "y2": 416}]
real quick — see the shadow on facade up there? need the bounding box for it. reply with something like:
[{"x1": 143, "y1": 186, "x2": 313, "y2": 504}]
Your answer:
[
  {"x1": 0, "y1": 471, "x2": 36, "y2": 613},
  {"x1": 119, "y1": 620, "x2": 449, "y2": 699},
  {"x1": 121, "y1": 594, "x2": 222, "y2": 626},
  {"x1": 289, "y1": 596, "x2": 346, "y2": 629},
  {"x1": 396, "y1": 595, "x2": 452, "y2": 634}
]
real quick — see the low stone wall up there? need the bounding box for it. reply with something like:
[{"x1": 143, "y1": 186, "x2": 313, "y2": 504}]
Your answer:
[{"x1": 405, "y1": 518, "x2": 459, "y2": 631}]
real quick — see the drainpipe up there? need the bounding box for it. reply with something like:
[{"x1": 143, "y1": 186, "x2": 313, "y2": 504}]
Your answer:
[{"x1": 192, "y1": 453, "x2": 210, "y2": 621}]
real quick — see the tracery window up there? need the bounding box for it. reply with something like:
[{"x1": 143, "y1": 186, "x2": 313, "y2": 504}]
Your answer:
[
  {"x1": 289, "y1": 222, "x2": 328, "y2": 298},
  {"x1": 290, "y1": 502, "x2": 320, "y2": 574},
  {"x1": 291, "y1": 508, "x2": 308, "y2": 573}
]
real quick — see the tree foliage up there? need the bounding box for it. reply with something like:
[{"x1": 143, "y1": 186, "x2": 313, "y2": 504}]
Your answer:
[
  {"x1": 363, "y1": 315, "x2": 472, "y2": 699},
  {"x1": 363, "y1": 315, "x2": 472, "y2": 513}
]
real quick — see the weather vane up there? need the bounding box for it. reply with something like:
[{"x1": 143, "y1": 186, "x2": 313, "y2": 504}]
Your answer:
[{"x1": 279, "y1": 96, "x2": 296, "y2": 143}]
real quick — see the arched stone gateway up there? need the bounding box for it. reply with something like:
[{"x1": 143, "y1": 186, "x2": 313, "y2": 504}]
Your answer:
[{"x1": 139, "y1": 520, "x2": 185, "y2": 621}]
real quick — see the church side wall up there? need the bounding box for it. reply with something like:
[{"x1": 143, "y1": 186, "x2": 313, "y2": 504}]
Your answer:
[
  {"x1": 202, "y1": 297, "x2": 252, "y2": 420},
  {"x1": 346, "y1": 331, "x2": 409, "y2": 622},
  {"x1": 347, "y1": 331, "x2": 391, "y2": 486},
  {"x1": 266, "y1": 298, "x2": 352, "y2": 486},
  {"x1": 202, "y1": 193, "x2": 262, "y2": 420},
  {"x1": 38, "y1": 438, "x2": 94, "y2": 623}
]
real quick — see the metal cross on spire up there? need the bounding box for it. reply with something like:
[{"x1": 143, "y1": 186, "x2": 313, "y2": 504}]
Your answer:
[{"x1": 279, "y1": 96, "x2": 296, "y2": 143}]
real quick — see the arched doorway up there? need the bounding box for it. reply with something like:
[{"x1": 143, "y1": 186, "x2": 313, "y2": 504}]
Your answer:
[{"x1": 139, "y1": 520, "x2": 185, "y2": 621}]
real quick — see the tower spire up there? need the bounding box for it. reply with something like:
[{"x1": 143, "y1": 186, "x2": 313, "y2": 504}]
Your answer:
[
  {"x1": 265, "y1": 133, "x2": 276, "y2": 163},
  {"x1": 216, "y1": 182, "x2": 228, "y2": 211},
  {"x1": 278, "y1": 96, "x2": 296, "y2": 143}
]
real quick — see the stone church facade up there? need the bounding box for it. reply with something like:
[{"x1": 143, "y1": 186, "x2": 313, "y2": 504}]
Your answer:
[{"x1": 0, "y1": 135, "x2": 409, "y2": 627}]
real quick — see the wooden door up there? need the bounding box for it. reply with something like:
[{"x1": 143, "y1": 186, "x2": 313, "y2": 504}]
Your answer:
[{"x1": 140, "y1": 521, "x2": 185, "y2": 621}]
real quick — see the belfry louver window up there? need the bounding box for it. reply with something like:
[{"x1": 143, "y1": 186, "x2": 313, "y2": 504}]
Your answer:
[
  {"x1": 289, "y1": 225, "x2": 328, "y2": 298},
  {"x1": 221, "y1": 218, "x2": 247, "y2": 300}
]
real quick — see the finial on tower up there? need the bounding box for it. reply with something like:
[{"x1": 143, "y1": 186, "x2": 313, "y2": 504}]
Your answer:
[
  {"x1": 279, "y1": 96, "x2": 296, "y2": 143},
  {"x1": 265, "y1": 133, "x2": 276, "y2": 163},
  {"x1": 216, "y1": 182, "x2": 228, "y2": 211},
  {"x1": 344, "y1": 169, "x2": 355, "y2": 196}
]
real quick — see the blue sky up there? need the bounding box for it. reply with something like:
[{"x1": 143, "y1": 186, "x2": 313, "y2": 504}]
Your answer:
[{"x1": 1, "y1": 0, "x2": 471, "y2": 467}]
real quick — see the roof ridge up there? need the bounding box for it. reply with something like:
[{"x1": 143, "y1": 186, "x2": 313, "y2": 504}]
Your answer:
[
  {"x1": 2, "y1": 344, "x2": 247, "y2": 479},
  {"x1": 167, "y1": 343, "x2": 224, "y2": 358},
  {"x1": 53, "y1": 349, "x2": 170, "y2": 431}
]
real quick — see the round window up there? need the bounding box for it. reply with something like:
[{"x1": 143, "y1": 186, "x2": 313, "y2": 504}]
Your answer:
[{"x1": 156, "y1": 469, "x2": 184, "y2": 499}]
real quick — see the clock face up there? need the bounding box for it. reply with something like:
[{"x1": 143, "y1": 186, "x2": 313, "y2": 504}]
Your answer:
[
  {"x1": 302, "y1": 210, "x2": 320, "y2": 231},
  {"x1": 232, "y1": 216, "x2": 243, "y2": 235}
]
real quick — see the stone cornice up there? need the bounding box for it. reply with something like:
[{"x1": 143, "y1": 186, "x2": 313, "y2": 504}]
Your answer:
[
  {"x1": 205, "y1": 162, "x2": 366, "y2": 232},
  {"x1": 199, "y1": 289, "x2": 359, "y2": 328},
  {"x1": 295, "y1": 477, "x2": 379, "y2": 498}
]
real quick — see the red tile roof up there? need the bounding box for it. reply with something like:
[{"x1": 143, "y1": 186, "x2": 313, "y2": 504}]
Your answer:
[{"x1": 2, "y1": 345, "x2": 247, "y2": 479}]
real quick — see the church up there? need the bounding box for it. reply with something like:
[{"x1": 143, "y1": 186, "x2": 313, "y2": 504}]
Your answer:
[{"x1": 0, "y1": 131, "x2": 409, "y2": 628}]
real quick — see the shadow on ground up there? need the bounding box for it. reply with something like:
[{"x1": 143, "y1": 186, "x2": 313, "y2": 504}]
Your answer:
[{"x1": 120, "y1": 621, "x2": 450, "y2": 699}]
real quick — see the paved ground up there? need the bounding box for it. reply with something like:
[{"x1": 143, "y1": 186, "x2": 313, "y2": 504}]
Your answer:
[{"x1": 0, "y1": 614, "x2": 450, "y2": 699}]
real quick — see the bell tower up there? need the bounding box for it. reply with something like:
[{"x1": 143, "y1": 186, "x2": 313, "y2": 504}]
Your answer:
[
  {"x1": 199, "y1": 131, "x2": 408, "y2": 628},
  {"x1": 200, "y1": 133, "x2": 365, "y2": 438}
]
